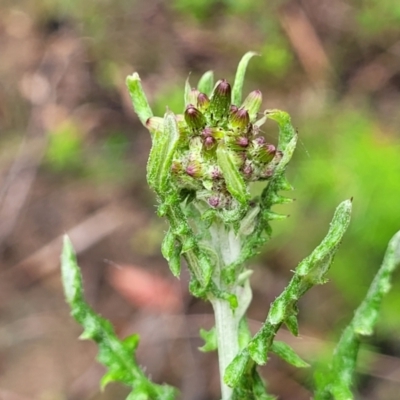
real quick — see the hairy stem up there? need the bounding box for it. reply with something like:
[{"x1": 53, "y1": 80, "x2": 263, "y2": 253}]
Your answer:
[
  {"x1": 212, "y1": 297, "x2": 239, "y2": 400},
  {"x1": 209, "y1": 223, "x2": 250, "y2": 400}
]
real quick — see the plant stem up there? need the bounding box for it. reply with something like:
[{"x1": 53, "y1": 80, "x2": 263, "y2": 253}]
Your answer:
[
  {"x1": 212, "y1": 297, "x2": 239, "y2": 400},
  {"x1": 209, "y1": 223, "x2": 250, "y2": 400}
]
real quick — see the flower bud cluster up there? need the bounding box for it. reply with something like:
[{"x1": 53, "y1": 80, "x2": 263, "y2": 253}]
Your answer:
[{"x1": 149, "y1": 80, "x2": 280, "y2": 215}]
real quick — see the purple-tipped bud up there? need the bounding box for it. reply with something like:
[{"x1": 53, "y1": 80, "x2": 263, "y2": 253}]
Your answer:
[
  {"x1": 230, "y1": 104, "x2": 239, "y2": 113},
  {"x1": 208, "y1": 196, "x2": 220, "y2": 208},
  {"x1": 211, "y1": 166, "x2": 222, "y2": 179},
  {"x1": 186, "y1": 161, "x2": 202, "y2": 177},
  {"x1": 242, "y1": 161, "x2": 253, "y2": 178},
  {"x1": 229, "y1": 108, "x2": 250, "y2": 131},
  {"x1": 184, "y1": 105, "x2": 206, "y2": 131},
  {"x1": 241, "y1": 90, "x2": 262, "y2": 122},
  {"x1": 146, "y1": 116, "x2": 164, "y2": 134},
  {"x1": 171, "y1": 160, "x2": 183, "y2": 174},
  {"x1": 254, "y1": 136, "x2": 266, "y2": 145},
  {"x1": 197, "y1": 92, "x2": 210, "y2": 112},
  {"x1": 202, "y1": 127, "x2": 212, "y2": 137},
  {"x1": 236, "y1": 137, "x2": 249, "y2": 147},
  {"x1": 204, "y1": 136, "x2": 215, "y2": 150},
  {"x1": 209, "y1": 79, "x2": 231, "y2": 121},
  {"x1": 259, "y1": 144, "x2": 276, "y2": 163}
]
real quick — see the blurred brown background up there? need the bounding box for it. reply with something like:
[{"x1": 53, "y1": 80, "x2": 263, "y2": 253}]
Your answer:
[{"x1": 1, "y1": 0, "x2": 400, "y2": 399}]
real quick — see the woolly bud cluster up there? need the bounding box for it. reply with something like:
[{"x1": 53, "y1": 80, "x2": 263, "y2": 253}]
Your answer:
[{"x1": 146, "y1": 78, "x2": 281, "y2": 220}]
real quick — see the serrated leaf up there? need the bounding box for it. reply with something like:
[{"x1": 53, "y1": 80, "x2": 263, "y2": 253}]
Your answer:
[
  {"x1": 61, "y1": 236, "x2": 177, "y2": 399},
  {"x1": 271, "y1": 341, "x2": 309, "y2": 368},
  {"x1": 227, "y1": 200, "x2": 352, "y2": 381},
  {"x1": 126, "y1": 73, "x2": 153, "y2": 128},
  {"x1": 314, "y1": 230, "x2": 400, "y2": 400}
]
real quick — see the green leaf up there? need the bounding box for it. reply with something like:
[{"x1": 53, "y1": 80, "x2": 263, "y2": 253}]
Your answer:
[
  {"x1": 199, "y1": 327, "x2": 218, "y2": 352},
  {"x1": 61, "y1": 236, "x2": 178, "y2": 400},
  {"x1": 232, "y1": 51, "x2": 258, "y2": 106},
  {"x1": 270, "y1": 341, "x2": 309, "y2": 368},
  {"x1": 314, "y1": 230, "x2": 400, "y2": 400},
  {"x1": 224, "y1": 351, "x2": 251, "y2": 388},
  {"x1": 217, "y1": 142, "x2": 249, "y2": 205},
  {"x1": 161, "y1": 228, "x2": 182, "y2": 277},
  {"x1": 197, "y1": 70, "x2": 214, "y2": 96},
  {"x1": 147, "y1": 110, "x2": 180, "y2": 193},
  {"x1": 226, "y1": 200, "x2": 352, "y2": 382},
  {"x1": 126, "y1": 73, "x2": 153, "y2": 128},
  {"x1": 284, "y1": 315, "x2": 299, "y2": 336}
]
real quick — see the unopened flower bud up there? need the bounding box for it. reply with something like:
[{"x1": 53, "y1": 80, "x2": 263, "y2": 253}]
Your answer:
[
  {"x1": 186, "y1": 160, "x2": 202, "y2": 177},
  {"x1": 236, "y1": 137, "x2": 249, "y2": 147},
  {"x1": 204, "y1": 136, "x2": 215, "y2": 150},
  {"x1": 146, "y1": 116, "x2": 164, "y2": 134},
  {"x1": 258, "y1": 143, "x2": 276, "y2": 163},
  {"x1": 242, "y1": 161, "x2": 253, "y2": 179},
  {"x1": 197, "y1": 92, "x2": 210, "y2": 112},
  {"x1": 171, "y1": 160, "x2": 183, "y2": 174},
  {"x1": 208, "y1": 196, "x2": 220, "y2": 208},
  {"x1": 230, "y1": 104, "x2": 238, "y2": 113},
  {"x1": 202, "y1": 127, "x2": 212, "y2": 137},
  {"x1": 210, "y1": 166, "x2": 222, "y2": 179},
  {"x1": 229, "y1": 108, "x2": 250, "y2": 131},
  {"x1": 184, "y1": 105, "x2": 206, "y2": 131},
  {"x1": 241, "y1": 90, "x2": 262, "y2": 122},
  {"x1": 254, "y1": 136, "x2": 266, "y2": 145},
  {"x1": 209, "y1": 79, "x2": 231, "y2": 122}
]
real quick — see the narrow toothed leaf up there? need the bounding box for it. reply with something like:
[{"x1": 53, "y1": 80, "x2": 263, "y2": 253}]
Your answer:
[
  {"x1": 147, "y1": 110, "x2": 180, "y2": 193},
  {"x1": 314, "y1": 231, "x2": 400, "y2": 400},
  {"x1": 228, "y1": 201, "x2": 352, "y2": 383},
  {"x1": 126, "y1": 73, "x2": 153, "y2": 128},
  {"x1": 217, "y1": 143, "x2": 249, "y2": 205},
  {"x1": 197, "y1": 70, "x2": 214, "y2": 96},
  {"x1": 271, "y1": 341, "x2": 309, "y2": 368},
  {"x1": 60, "y1": 236, "x2": 177, "y2": 399},
  {"x1": 232, "y1": 51, "x2": 259, "y2": 106}
]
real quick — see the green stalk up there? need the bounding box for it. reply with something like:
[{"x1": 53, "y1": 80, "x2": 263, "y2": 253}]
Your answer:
[
  {"x1": 212, "y1": 297, "x2": 239, "y2": 400},
  {"x1": 209, "y1": 223, "x2": 252, "y2": 400}
]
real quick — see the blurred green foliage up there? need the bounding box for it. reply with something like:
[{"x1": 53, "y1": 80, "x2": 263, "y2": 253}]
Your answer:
[{"x1": 45, "y1": 120, "x2": 84, "y2": 172}]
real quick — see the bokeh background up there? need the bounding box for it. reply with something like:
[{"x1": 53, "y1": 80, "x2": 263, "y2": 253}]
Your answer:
[{"x1": 1, "y1": 0, "x2": 400, "y2": 399}]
